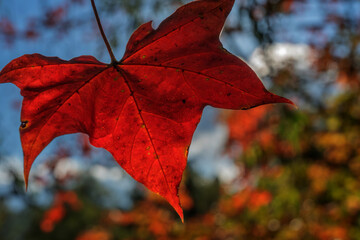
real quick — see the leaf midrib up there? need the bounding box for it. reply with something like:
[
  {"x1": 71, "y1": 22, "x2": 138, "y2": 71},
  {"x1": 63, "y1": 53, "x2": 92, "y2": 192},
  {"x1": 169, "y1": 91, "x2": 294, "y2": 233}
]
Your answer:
[
  {"x1": 115, "y1": 67, "x2": 177, "y2": 206},
  {"x1": 121, "y1": 63, "x2": 265, "y2": 101}
]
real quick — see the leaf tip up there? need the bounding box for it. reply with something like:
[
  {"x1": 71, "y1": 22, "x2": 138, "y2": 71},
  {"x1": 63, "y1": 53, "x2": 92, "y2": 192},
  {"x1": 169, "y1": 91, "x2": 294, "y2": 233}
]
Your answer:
[
  {"x1": 23, "y1": 154, "x2": 33, "y2": 192},
  {"x1": 266, "y1": 91, "x2": 297, "y2": 109},
  {"x1": 280, "y1": 96, "x2": 298, "y2": 109},
  {"x1": 174, "y1": 205, "x2": 184, "y2": 223},
  {"x1": 24, "y1": 169, "x2": 29, "y2": 192},
  {"x1": 167, "y1": 192, "x2": 184, "y2": 222}
]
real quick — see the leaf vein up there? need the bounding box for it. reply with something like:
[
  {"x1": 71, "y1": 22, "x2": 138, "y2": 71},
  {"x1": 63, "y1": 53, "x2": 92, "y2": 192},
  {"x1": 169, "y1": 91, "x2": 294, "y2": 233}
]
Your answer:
[{"x1": 27, "y1": 67, "x2": 109, "y2": 160}]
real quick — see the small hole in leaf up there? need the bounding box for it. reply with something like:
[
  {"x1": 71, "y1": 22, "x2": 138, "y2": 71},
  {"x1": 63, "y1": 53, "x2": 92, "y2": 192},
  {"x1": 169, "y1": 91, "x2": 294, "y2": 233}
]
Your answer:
[{"x1": 20, "y1": 121, "x2": 28, "y2": 129}]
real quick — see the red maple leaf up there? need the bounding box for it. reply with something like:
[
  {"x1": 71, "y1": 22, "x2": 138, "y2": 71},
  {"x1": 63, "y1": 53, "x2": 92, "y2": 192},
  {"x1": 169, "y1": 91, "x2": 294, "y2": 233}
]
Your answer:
[{"x1": 0, "y1": 0, "x2": 293, "y2": 221}]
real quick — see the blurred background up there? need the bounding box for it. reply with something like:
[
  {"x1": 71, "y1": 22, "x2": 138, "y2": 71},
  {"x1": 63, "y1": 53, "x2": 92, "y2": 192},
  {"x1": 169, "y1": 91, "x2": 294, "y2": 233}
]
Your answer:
[{"x1": 0, "y1": 0, "x2": 360, "y2": 239}]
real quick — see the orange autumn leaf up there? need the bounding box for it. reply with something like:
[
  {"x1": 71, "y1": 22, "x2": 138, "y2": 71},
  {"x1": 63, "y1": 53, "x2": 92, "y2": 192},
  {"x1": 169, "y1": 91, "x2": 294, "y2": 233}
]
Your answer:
[{"x1": 226, "y1": 105, "x2": 275, "y2": 150}]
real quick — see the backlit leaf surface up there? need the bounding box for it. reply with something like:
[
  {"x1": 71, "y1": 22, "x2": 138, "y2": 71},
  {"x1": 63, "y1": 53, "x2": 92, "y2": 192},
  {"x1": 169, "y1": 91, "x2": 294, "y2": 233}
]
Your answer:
[{"x1": 0, "y1": 0, "x2": 293, "y2": 220}]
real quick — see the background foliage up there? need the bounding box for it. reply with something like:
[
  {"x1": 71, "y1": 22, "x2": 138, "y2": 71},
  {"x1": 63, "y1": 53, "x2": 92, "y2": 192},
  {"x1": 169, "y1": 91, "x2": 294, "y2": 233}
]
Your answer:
[{"x1": 0, "y1": 0, "x2": 359, "y2": 239}]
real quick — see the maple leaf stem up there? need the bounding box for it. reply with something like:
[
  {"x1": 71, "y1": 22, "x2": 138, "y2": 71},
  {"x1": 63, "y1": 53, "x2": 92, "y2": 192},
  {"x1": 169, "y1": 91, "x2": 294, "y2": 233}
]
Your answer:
[{"x1": 91, "y1": 0, "x2": 117, "y2": 63}]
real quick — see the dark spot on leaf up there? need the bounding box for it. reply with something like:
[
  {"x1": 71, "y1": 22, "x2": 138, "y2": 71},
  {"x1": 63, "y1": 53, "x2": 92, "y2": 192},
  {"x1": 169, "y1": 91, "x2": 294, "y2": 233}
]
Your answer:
[
  {"x1": 227, "y1": 92, "x2": 231, "y2": 96},
  {"x1": 219, "y1": 7, "x2": 223, "y2": 12},
  {"x1": 182, "y1": 99, "x2": 186, "y2": 104},
  {"x1": 20, "y1": 120, "x2": 28, "y2": 129}
]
